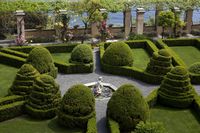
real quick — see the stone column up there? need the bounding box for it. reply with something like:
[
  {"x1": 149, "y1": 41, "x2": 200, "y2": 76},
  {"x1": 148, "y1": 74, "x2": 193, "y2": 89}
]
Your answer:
[
  {"x1": 15, "y1": 10, "x2": 25, "y2": 37},
  {"x1": 124, "y1": 8, "x2": 132, "y2": 39},
  {"x1": 155, "y1": 4, "x2": 163, "y2": 36},
  {"x1": 91, "y1": 22, "x2": 99, "y2": 37},
  {"x1": 136, "y1": 8, "x2": 145, "y2": 34},
  {"x1": 185, "y1": 9, "x2": 193, "y2": 33}
]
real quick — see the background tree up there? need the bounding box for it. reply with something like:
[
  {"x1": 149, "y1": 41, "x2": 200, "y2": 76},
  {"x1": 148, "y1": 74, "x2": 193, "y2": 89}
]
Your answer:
[{"x1": 158, "y1": 11, "x2": 175, "y2": 38}]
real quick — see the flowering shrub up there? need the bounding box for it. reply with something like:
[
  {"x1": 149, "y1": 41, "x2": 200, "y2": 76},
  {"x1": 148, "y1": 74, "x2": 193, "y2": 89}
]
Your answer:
[{"x1": 15, "y1": 35, "x2": 26, "y2": 46}]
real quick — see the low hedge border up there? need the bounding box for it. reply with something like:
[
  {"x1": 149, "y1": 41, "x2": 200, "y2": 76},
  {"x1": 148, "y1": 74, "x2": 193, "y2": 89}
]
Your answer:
[
  {"x1": 86, "y1": 117, "x2": 97, "y2": 133},
  {"x1": 192, "y1": 94, "x2": 200, "y2": 117},
  {"x1": 0, "y1": 44, "x2": 94, "y2": 73},
  {"x1": 107, "y1": 118, "x2": 120, "y2": 133},
  {"x1": 100, "y1": 40, "x2": 164, "y2": 84},
  {"x1": 156, "y1": 38, "x2": 200, "y2": 84},
  {"x1": 145, "y1": 89, "x2": 158, "y2": 108},
  {"x1": 0, "y1": 95, "x2": 25, "y2": 106},
  {"x1": 0, "y1": 95, "x2": 25, "y2": 122}
]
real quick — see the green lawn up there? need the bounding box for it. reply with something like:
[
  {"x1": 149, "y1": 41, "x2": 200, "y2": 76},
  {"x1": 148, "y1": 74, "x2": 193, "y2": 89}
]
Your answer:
[
  {"x1": 0, "y1": 64, "x2": 18, "y2": 97},
  {"x1": 0, "y1": 115, "x2": 83, "y2": 133},
  {"x1": 170, "y1": 46, "x2": 200, "y2": 67},
  {"x1": 51, "y1": 53, "x2": 71, "y2": 63},
  {"x1": 150, "y1": 105, "x2": 200, "y2": 133},
  {"x1": 132, "y1": 48, "x2": 150, "y2": 70}
]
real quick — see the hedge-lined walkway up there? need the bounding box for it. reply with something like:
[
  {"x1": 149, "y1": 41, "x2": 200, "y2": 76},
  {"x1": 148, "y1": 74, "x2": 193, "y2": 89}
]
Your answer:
[{"x1": 56, "y1": 48, "x2": 159, "y2": 133}]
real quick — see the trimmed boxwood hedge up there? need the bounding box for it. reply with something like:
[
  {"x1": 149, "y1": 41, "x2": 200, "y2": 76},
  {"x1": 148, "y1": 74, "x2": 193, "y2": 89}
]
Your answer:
[
  {"x1": 57, "y1": 84, "x2": 95, "y2": 128},
  {"x1": 26, "y1": 47, "x2": 58, "y2": 78},
  {"x1": 71, "y1": 44, "x2": 93, "y2": 64},
  {"x1": 146, "y1": 49, "x2": 172, "y2": 75},
  {"x1": 9, "y1": 64, "x2": 40, "y2": 96},
  {"x1": 26, "y1": 74, "x2": 61, "y2": 119},
  {"x1": 102, "y1": 42, "x2": 133, "y2": 66},
  {"x1": 100, "y1": 40, "x2": 163, "y2": 84},
  {"x1": 0, "y1": 95, "x2": 25, "y2": 122},
  {"x1": 158, "y1": 66, "x2": 195, "y2": 108},
  {"x1": 86, "y1": 117, "x2": 97, "y2": 133},
  {"x1": 107, "y1": 118, "x2": 120, "y2": 133},
  {"x1": 107, "y1": 84, "x2": 149, "y2": 132}
]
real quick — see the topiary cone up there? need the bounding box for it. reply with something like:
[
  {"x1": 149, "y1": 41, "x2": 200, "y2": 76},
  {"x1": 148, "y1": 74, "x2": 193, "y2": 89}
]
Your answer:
[
  {"x1": 25, "y1": 74, "x2": 61, "y2": 119},
  {"x1": 146, "y1": 49, "x2": 172, "y2": 75},
  {"x1": 107, "y1": 84, "x2": 149, "y2": 132},
  {"x1": 9, "y1": 64, "x2": 40, "y2": 97},
  {"x1": 57, "y1": 84, "x2": 95, "y2": 128},
  {"x1": 158, "y1": 66, "x2": 195, "y2": 108},
  {"x1": 26, "y1": 47, "x2": 57, "y2": 78}
]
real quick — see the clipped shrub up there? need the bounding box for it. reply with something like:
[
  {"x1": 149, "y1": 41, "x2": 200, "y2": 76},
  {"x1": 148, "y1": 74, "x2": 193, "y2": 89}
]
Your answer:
[
  {"x1": 107, "y1": 84, "x2": 149, "y2": 132},
  {"x1": 57, "y1": 84, "x2": 95, "y2": 128},
  {"x1": 189, "y1": 62, "x2": 200, "y2": 74},
  {"x1": 102, "y1": 42, "x2": 133, "y2": 66},
  {"x1": 107, "y1": 118, "x2": 120, "y2": 133},
  {"x1": 134, "y1": 121, "x2": 166, "y2": 133},
  {"x1": 26, "y1": 74, "x2": 61, "y2": 119},
  {"x1": 71, "y1": 44, "x2": 93, "y2": 63},
  {"x1": 9, "y1": 64, "x2": 40, "y2": 96},
  {"x1": 26, "y1": 47, "x2": 57, "y2": 78},
  {"x1": 158, "y1": 66, "x2": 195, "y2": 108},
  {"x1": 86, "y1": 117, "x2": 97, "y2": 133},
  {"x1": 146, "y1": 49, "x2": 172, "y2": 75}
]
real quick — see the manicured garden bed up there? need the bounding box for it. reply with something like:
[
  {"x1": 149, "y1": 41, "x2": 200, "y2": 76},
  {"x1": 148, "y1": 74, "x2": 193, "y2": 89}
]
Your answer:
[
  {"x1": 100, "y1": 40, "x2": 169, "y2": 84},
  {"x1": 0, "y1": 116, "x2": 83, "y2": 133},
  {"x1": 0, "y1": 44, "x2": 93, "y2": 74},
  {"x1": 156, "y1": 38, "x2": 200, "y2": 84},
  {"x1": 150, "y1": 104, "x2": 200, "y2": 133}
]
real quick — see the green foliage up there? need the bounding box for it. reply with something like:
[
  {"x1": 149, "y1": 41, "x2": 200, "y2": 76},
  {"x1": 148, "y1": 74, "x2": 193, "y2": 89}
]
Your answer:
[
  {"x1": 158, "y1": 11, "x2": 175, "y2": 28},
  {"x1": 158, "y1": 66, "x2": 195, "y2": 108},
  {"x1": 71, "y1": 44, "x2": 93, "y2": 63},
  {"x1": 107, "y1": 84, "x2": 149, "y2": 132},
  {"x1": 107, "y1": 118, "x2": 120, "y2": 133},
  {"x1": 146, "y1": 49, "x2": 172, "y2": 75},
  {"x1": 134, "y1": 121, "x2": 166, "y2": 133},
  {"x1": 86, "y1": 117, "x2": 97, "y2": 133},
  {"x1": 189, "y1": 62, "x2": 200, "y2": 74},
  {"x1": 26, "y1": 47, "x2": 57, "y2": 78},
  {"x1": 25, "y1": 12, "x2": 48, "y2": 29},
  {"x1": 57, "y1": 84, "x2": 95, "y2": 128},
  {"x1": 193, "y1": 96, "x2": 200, "y2": 117},
  {"x1": 102, "y1": 42, "x2": 133, "y2": 66},
  {"x1": 9, "y1": 64, "x2": 40, "y2": 96},
  {"x1": 26, "y1": 74, "x2": 61, "y2": 119},
  {"x1": 128, "y1": 33, "x2": 150, "y2": 40}
]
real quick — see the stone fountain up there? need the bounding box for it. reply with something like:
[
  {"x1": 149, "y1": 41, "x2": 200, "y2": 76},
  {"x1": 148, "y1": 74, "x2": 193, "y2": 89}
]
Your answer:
[{"x1": 84, "y1": 77, "x2": 117, "y2": 99}]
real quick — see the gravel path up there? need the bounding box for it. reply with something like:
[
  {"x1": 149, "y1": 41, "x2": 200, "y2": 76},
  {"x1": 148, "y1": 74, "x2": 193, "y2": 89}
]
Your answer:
[{"x1": 55, "y1": 48, "x2": 200, "y2": 133}]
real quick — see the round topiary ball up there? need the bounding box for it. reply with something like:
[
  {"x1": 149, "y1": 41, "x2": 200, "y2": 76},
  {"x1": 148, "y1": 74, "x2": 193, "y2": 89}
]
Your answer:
[
  {"x1": 9, "y1": 64, "x2": 40, "y2": 96},
  {"x1": 158, "y1": 66, "x2": 195, "y2": 108},
  {"x1": 146, "y1": 49, "x2": 172, "y2": 75},
  {"x1": 26, "y1": 47, "x2": 57, "y2": 78},
  {"x1": 102, "y1": 42, "x2": 133, "y2": 66},
  {"x1": 57, "y1": 84, "x2": 95, "y2": 128},
  {"x1": 25, "y1": 74, "x2": 61, "y2": 119},
  {"x1": 189, "y1": 62, "x2": 200, "y2": 74},
  {"x1": 71, "y1": 44, "x2": 93, "y2": 63},
  {"x1": 107, "y1": 84, "x2": 149, "y2": 132}
]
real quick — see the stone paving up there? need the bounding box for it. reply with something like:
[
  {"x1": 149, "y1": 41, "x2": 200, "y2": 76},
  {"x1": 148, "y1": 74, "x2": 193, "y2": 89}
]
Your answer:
[{"x1": 56, "y1": 48, "x2": 200, "y2": 133}]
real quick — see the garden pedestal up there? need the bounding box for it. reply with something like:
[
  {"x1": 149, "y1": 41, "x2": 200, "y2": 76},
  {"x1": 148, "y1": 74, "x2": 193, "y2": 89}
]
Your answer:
[{"x1": 136, "y1": 8, "x2": 145, "y2": 35}]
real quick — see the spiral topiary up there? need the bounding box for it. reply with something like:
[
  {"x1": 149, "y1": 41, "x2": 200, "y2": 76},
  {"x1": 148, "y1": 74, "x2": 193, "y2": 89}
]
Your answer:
[
  {"x1": 102, "y1": 42, "x2": 133, "y2": 66},
  {"x1": 158, "y1": 66, "x2": 195, "y2": 108},
  {"x1": 189, "y1": 62, "x2": 200, "y2": 74},
  {"x1": 26, "y1": 47, "x2": 57, "y2": 78},
  {"x1": 25, "y1": 74, "x2": 61, "y2": 119},
  {"x1": 9, "y1": 64, "x2": 40, "y2": 96},
  {"x1": 107, "y1": 84, "x2": 149, "y2": 132},
  {"x1": 146, "y1": 49, "x2": 172, "y2": 75},
  {"x1": 71, "y1": 44, "x2": 93, "y2": 63},
  {"x1": 57, "y1": 84, "x2": 95, "y2": 128}
]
